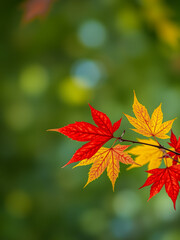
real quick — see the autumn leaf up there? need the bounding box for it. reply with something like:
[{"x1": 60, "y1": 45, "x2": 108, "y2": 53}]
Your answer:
[
  {"x1": 167, "y1": 130, "x2": 180, "y2": 164},
  {"x1": 74, "y1": 144, "x2": 136, "y2": 191},
  {"x1": 140, "y1": 165, "x2": 180, "y2": 209},
  {"x1": 21, "y1": 0, "x2": 55, "y2": 23},
  {"x1": 48, "y1": 104, "x2": 122, "y2": 167},
  {"x1": 124, "y1": 91, "x2": 176, "y2": 139},
  {"x1": 127, "y1": 139, "x2": 163, "y2": 172},
  {"x1": 127, "y1": 139, "x2": 173, "y2": 174}
]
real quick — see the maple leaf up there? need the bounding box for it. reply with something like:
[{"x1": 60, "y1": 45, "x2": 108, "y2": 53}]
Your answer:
[
  {"x1": 140, "y1": 165, "x2": 180, "y2": 209},
  {"x1": 74, "y1": 144, "x2": 136, "y2": 191},
  {"x1": 127, "y1": 139, "x2": 173, "y2": 174},
  {"x1": 124, "y1": 91, "x2": 176, "y2": 139},
  {"x1": 167, "y1": 130, "x2": 180, "y2": 164},
  {"x1": 48, "y1": 104, "x2": 122, "y2": 167},
  {"x1": 21, "y1": 0, "x2": 55, "y2": 23},
  {"x1": 127, "y1": 139, "x2": 164, "y2": 173}
]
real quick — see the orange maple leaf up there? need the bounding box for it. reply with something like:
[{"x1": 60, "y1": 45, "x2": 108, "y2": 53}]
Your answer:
[
  {"x1": 124, "y1": 91, "x2": 176, "y2": 139},
  {"x1": 74, "y1": 144, "x2": 136, "y2": 191}
]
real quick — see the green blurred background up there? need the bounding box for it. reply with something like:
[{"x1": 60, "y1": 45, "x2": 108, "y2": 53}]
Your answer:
[{"x1": 1, "y1": 0, "x2": 180, "y2": 239}]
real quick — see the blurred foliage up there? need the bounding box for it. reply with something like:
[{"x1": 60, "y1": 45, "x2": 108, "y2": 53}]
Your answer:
[{"x1": 1, "y1": 0, "x2": 180, "y2": 240}]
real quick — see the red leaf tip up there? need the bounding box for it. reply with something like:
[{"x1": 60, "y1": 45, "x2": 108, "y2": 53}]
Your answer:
[{"x1": 88, "y1": 103, "x2": 93, "y2": 108}]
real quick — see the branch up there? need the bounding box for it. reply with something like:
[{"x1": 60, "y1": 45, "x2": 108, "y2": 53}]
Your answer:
[{"x1": 118, "y1": 137, "x2": 180, "y2": 156}]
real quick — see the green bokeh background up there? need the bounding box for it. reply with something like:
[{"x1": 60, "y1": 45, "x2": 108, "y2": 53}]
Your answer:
[{"x1": 1, "y1": 0, "x2": 180, "y2": 239}]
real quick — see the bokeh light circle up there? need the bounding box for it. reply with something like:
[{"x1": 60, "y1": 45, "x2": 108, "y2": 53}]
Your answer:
[
  {"x1": 71, "y1": 59, "x2": 105, "y2": 89},
  {"x1": 58, "y1": 77, "x2": 93, "y2": 105},
  {"x1": 20, "y1": 65, "x2": 49, "y2": 96},
  {"x1": 78, "y1": 20, "x2": 107, "y2": 48}
]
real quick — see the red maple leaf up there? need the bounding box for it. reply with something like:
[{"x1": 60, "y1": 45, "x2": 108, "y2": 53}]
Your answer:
[
  {"x1": 167, "y1": 130, "x2": 180, "y2": 164},
  {"x1": 140, "y1": 165, "x2": 180, "y2": 209},
  {"x1": 48, "y1": 104, "x2": 122, "y2": 167}
]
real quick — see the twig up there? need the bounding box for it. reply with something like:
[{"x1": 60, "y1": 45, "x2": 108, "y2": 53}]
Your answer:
[{"x1": 118, "y1": 137, "x2": 180, "y2": 156}]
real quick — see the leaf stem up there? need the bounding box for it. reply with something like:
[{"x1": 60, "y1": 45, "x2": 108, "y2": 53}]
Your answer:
[
  {"x1": 111, "y1": 138, "x2": 118, "y2": 148},
  {"x1": 152, "y1": 136, "x2": 161, "y2": 146}
]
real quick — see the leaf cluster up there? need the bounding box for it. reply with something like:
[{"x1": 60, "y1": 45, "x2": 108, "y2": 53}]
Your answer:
[{"x1": 49, "y1": 91, "x2": 180, "y2": 209}]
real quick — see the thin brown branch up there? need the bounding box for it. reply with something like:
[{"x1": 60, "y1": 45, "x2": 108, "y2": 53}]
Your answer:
[{"x1": 118, "y1": 137, "x2": 180, "y2": 156}]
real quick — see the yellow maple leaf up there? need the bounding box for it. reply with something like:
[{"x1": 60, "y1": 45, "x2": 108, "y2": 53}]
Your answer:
[
  {"x1": 126, "y1": 139, "x2": 173, "y2": 175},
  {"x1": 74, "y1": 144, "x2": 135, "y2": 191},
  {"x1": 124, "y1": 91, "x2": 176, "y2": 139}
]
